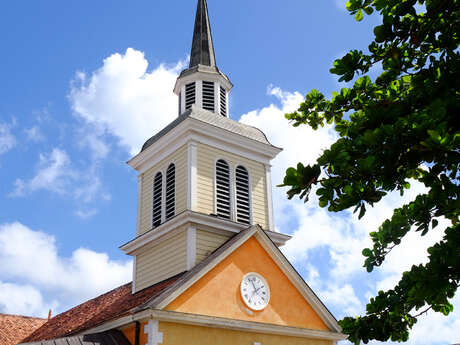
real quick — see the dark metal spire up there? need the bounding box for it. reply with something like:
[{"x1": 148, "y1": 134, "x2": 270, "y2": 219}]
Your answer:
[{"x1": 189, "y1": 0, "x2": 216, "y2": 68}]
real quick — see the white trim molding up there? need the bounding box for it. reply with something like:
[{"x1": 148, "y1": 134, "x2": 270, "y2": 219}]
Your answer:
[
  {"x1": 85, "y1": 309, "x2": 347, "y2": 342},
  {"x1": 132, "y1": 256, "x2": 137, "y2": 294},
  {"x1": 186, "y1": 226, "x2": 197, "y2": 270},
  {"x1": 144, "y1": 319, "x2": 163, "y2": 345},
  {"x1": 187, "y1": 141, "x2": 198, "y2": 211},
  {"x1": 136, "y1": 175, "x2": 143, "y2": 235},
  {"x1": 265, "y1": 164, "x2": 275, "y2": 232}
]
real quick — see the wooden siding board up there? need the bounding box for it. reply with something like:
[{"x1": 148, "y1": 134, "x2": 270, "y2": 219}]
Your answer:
[
  {"x1": 195, "y1": 229, "x2": 232, "y2": 264},
  {"x1": 135, "y1": 230, "x2": 188, "y2": 292}
]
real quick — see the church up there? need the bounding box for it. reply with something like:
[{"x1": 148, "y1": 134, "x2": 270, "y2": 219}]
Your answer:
[{"x1": 3, "y1": 1, "x2": 347, "y2": 344}]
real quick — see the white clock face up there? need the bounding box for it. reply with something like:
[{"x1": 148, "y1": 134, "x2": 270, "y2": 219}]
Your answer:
[{"x1": 240, "y1": 272, "x2": 270, "y2": 311}]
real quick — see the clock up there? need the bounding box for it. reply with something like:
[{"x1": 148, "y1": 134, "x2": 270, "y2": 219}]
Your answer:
[{"x1": 240, "y1": 272, "x2": 270, "y2": 311}]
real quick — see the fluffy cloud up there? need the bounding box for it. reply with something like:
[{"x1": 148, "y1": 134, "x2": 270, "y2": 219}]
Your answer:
[
  {"x1": 0, "y1": 122, "x2": 16, "y2": 155},
  {"x1": 0, "y1": 281, "x2": 57, "y2": 318},
  {"x1": 0, "y1": 222, "x2": 131, "y2": 315},
  {"x1": 69, "y1": 48, "x2": 185, "y2": 155}
]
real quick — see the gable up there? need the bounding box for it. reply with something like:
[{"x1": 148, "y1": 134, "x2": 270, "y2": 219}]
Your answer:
[{"x1": 165, "y1": 236, "x2": 330, "y2": 331}]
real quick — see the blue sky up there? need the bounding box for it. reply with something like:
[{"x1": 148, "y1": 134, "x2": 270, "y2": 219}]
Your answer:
[{"x1": 0, "y1": 1, "x2": 458, "y2": 344}]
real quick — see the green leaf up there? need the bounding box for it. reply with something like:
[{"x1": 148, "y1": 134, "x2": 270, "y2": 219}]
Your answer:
[
  {"x1": 364, "y1": 6, "x2": 374, "y2": 15},
  {"x1": 355, "y1": 9, "x2": 364, "y2": 21},
  {"x1": 319, "y1": 199, "x2": 328, "y2": 208},
  {"x1": 359, "y1": 205, "x2": 366, "y2": 219},
  {"x1": 362, "y1": 248, "x2": 372, "y2": 257}
]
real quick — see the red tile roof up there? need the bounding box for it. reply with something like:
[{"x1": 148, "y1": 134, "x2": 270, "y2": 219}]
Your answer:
[
  {"x1": 22, "y1": 275, "x2": 182, "y2": 343},
  {"x1": 0, "y1": 314, "x2": 47, "y2": 345}
]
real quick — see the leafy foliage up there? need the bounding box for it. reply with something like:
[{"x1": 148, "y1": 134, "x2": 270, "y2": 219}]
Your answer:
[{"x1": 280, "y1": 0, "x2": 460, "y2": 343}]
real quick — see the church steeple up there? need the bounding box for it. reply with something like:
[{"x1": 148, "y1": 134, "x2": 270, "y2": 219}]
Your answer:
[
  {"x1": 190, "y1": 0, "x2": 216, "y2": 68},
  {"x1": 174, "y1": 0, "x2": 233, "y2": 117}
]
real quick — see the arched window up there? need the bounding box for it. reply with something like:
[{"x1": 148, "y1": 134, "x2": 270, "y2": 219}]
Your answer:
[
  {"x1": 165, "y1": 163, "x2": 176, "y2": 220},
  {"x1": 235, "y1": 165, "x2": 251, "y2": 225},
  {"x1": 215, "y1": 159, "x2": 231, "y2": 219},
  {"x1": 152, "y1": 172, "x2": 163, "y2": 228}
]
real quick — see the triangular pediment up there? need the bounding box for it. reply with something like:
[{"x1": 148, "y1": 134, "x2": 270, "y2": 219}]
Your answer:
[{"x1": 144, "y1": 226, "x2": 341, "y2": 333}]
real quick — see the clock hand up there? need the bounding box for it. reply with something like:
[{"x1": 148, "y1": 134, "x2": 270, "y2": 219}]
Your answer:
[{"x1": 250, "y1": 279, "x2": 257, "y2": 292}]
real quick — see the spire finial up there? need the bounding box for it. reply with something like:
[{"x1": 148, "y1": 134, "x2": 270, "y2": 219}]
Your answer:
[{"x1": 190, "y1": 0, "x2": 216, "y2": 68}]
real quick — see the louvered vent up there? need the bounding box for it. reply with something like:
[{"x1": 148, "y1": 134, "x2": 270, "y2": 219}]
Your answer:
[
  {"x1": 220, "y1": 86, "x2": 227, "y2": 117},
  {"x1": 235, "y1": 166, "x2": 251, "y2": 225},
  {"x1": 202, "y1": 81, "x2": 215, "y2": 112},
  {"x1": 165, "y1": 164, "x2": 176, "y2": 220},
  {"x1": 152, "y1": 172, "x2": 163, "y2": 228},
  {"x1": 185, "y1": 82, "x2": 196, "y2": 110},
  {"x1": 178, "y1": 91, "x2": 182, "y2": 115},
  {"x1": 215, "y1": 159, "x2": 231, "y2": 219}
]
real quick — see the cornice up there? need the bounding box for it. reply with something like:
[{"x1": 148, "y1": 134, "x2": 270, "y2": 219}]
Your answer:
[
  {"x1": 127, "y1": 117, "x2": 282, "y2": 173},
  {"x1": 119, "y1": 211, "x2": 291, "y2": 255},
  {"x1": 85, "y1": 301, "x2": 347, "y2": 342}
]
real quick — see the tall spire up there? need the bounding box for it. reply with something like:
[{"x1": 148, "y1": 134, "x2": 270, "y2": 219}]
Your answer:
[{"x1": 190, "y1": 0, "x2": 216, "y2": 68}]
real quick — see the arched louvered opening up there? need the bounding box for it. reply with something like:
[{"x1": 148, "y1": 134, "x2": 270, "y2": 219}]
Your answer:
[
  {"x1": 215, "y1": 159, "x2": 231, "y2": 220},
  {"x1": 235, "y1": 166, "x2": 251, "y2": 225},
  {"x1": 220, "y1": 86, "x2": 227, "y2": 117},
  {"x1": 185, "y1": 82, "x2": 196, "y2": 110},
  {"x1": 165, "y1": 163, "x2": 176, "y2": 220},
  {"x1": 202, "y1": 81, "x2": 215, "y2": 112},
  {"x1": 152, "y1": 172, "x2": 163, "y2": 228}
]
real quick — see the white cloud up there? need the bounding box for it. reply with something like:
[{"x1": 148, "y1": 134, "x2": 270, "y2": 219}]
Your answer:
[
  {"x1": 78, "y1": 129, "x2": 110, "y2": 160},
  {"x1": 25, "y1": 126, "x2": 45, "y2": 142},
  {"x1": 320, "y1": 284, "x2": 363, "y2": 316},
  {"x1": 75, "y1": 208, "x2": 99, "y2": 220},
  {"x1": 12, "y1": 148, "x2": 76, "y2": 196},
  {"x1": 0, "y1": 281, "x2": 57, "y2": 318},
  {"x1": 11, "y1": 148, "x2": 108, "y2": 206},
  {"x1": 0, "y1": 122, "x2": 16, "y2": 155},
  {"x1": 69, "y1": 48, "x2": 185, "y2": 155},
  {"x1": 0, "y1": 222, "x2": 132, "y2": 315}
]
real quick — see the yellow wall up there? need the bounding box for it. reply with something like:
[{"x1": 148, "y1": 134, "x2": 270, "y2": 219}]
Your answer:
[
  {"x1": 135, "y1": 228, "x2": 188, "y2": 292},
  {"x1": 123, "y1": 321, "x2": 333, "y2": 345},
  {"x1": 195, "y1": 228, "x2": 232, "y2": 264},
  {"x1": 139, "y1": 145, "x2": 188, "y2": 236},
  {"x1": 166, "y1": 237, "x2": 329, "y2": 331},
  {"x1": 196, "y1": 143, "x2": 268, "y2": 229}
]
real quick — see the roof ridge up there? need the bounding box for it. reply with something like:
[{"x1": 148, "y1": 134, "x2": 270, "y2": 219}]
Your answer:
[{"x1": 0, "y1": 313, "x2": 47, "y2": 320}]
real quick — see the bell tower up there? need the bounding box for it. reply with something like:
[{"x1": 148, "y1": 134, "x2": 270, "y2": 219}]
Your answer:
[{"x1": 121, "y1": 0, "x2": 291, "y2": 294}]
